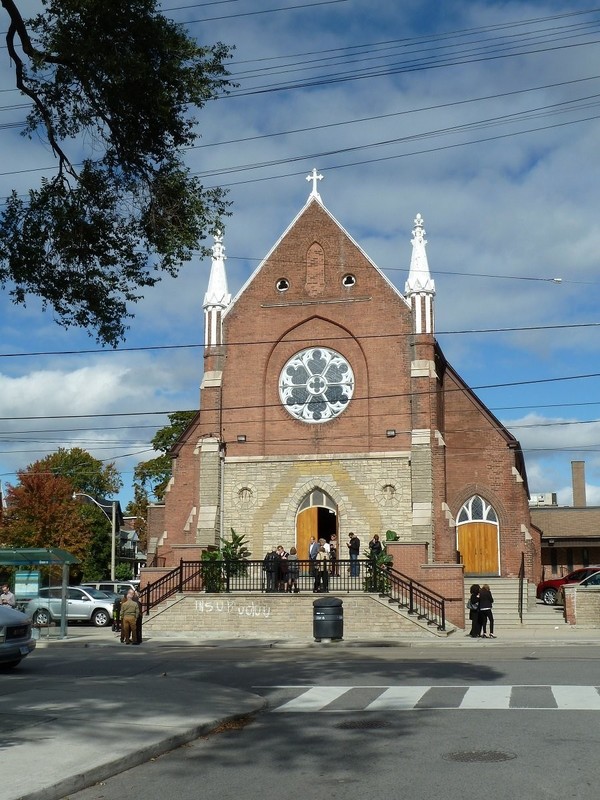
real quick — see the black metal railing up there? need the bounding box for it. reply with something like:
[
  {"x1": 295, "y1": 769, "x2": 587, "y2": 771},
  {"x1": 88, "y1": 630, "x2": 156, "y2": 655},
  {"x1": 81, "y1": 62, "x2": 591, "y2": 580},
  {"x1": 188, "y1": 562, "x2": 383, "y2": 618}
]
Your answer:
[
  {"x1": 518, "y1": 551, "x2": 525, "y2": 623},
  {"x1": 371, "y1": 562, "x2": 446, "y2": 630},
  {"x1": 140, "y1": 557, "x2": 448, "y2": 629}
]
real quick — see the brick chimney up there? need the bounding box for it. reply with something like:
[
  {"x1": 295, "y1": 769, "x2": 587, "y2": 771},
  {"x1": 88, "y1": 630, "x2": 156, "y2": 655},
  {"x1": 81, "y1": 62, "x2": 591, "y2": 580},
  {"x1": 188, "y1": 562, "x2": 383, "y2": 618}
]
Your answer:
[{"x1": 571, "y1": 460, "x2": 586, "y2": 507}]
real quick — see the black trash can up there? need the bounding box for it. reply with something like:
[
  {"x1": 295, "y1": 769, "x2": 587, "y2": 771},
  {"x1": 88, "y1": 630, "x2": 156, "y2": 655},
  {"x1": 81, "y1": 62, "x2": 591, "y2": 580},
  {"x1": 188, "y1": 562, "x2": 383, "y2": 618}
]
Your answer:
[{"x1": 313, "y1": 596, "x2": 343, "y2": 641}]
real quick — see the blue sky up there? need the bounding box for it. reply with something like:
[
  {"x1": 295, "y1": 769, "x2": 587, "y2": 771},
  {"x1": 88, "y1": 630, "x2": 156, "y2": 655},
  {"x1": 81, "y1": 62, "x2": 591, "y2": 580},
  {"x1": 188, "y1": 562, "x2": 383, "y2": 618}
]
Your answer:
[{"x1": 1, "y1": 0, "x2": 600, "y2": 508}]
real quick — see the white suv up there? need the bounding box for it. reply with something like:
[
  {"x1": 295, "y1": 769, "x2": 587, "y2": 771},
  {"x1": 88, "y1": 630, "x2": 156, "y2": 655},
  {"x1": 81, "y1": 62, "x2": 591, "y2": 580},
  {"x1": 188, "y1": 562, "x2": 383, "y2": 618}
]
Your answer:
[{"x1": 25, "y1": 586, "x2": 114, "y2": 627}]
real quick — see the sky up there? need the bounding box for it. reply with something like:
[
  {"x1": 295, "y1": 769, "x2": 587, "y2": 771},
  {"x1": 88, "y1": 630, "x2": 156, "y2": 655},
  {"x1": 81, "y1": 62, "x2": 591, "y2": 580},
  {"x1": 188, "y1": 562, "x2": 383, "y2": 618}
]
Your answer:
[{"x1": 2, "y1": 0, "x2": 600, "y2": 509}]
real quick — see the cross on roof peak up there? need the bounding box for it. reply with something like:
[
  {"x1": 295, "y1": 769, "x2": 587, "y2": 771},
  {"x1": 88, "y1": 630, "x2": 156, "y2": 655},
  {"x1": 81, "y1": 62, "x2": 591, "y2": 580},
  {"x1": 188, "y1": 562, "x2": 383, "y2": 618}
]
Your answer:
[{"x1": 306, "y1": 167, "x2": 323, "y2": 200}]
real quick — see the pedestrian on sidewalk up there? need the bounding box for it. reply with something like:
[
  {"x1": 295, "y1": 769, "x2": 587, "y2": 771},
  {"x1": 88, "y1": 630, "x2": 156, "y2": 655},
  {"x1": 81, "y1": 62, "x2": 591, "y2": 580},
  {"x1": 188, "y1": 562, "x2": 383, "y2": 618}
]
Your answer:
[
  {"x1": 467, "y1": 584, "x2": 481, "y2": 638},
  {"x1": 0, "y1": 583, "x2": 15, "y2": 607},
  {"x1": 120, "y1": 590, "x2": 140, "y2": 644},
  {"x1": 478, "y1": 583, "x2": 496, "y2": 638}
]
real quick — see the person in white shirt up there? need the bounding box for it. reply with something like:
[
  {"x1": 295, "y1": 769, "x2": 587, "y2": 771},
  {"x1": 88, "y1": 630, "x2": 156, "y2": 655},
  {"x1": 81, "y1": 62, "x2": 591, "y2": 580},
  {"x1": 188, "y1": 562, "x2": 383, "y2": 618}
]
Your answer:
[{"x1": 1, "y1": 584, "x2": 16, "y2": 607}]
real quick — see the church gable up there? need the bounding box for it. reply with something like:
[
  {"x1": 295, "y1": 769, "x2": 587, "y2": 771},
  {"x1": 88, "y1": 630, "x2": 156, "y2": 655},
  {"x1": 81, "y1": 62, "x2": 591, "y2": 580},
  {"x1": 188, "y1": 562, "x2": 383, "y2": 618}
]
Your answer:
[{"x1": 225, "y1": 198, "x2": 409, "y2": 321}]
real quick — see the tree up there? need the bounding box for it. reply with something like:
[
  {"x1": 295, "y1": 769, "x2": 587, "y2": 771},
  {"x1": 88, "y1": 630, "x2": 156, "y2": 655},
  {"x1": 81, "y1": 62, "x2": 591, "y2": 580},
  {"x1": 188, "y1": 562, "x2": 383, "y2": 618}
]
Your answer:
[
  {"x1": 0, "y1": 0, "x2": 233, "y2": 345},
  {"x1": 0, "y1": 447, "x2": 122, "y2": 578},
  {"x1": 133, "y1": 410, "x2": 196, "y2": 502},
  {"x1": 39, "y1": 447, "x2": 122, "y2": 497},
  {"x1": 1, "y1": 468, "x2": 93, "y2": 562}
]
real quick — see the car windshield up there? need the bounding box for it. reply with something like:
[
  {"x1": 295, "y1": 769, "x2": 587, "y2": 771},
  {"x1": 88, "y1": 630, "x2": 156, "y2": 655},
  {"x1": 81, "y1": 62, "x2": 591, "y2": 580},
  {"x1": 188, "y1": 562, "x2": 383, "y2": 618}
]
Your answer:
[{"x1": 84, "y1": 588, "x2": 112, "y2": 599}]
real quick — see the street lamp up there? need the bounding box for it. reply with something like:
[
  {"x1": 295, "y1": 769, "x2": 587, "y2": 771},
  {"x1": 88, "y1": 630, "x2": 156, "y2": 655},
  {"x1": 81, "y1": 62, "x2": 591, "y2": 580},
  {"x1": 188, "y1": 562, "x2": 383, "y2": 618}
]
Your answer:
[{"x1": 72, "y1": 493, "x2": 119, "y2": 580}]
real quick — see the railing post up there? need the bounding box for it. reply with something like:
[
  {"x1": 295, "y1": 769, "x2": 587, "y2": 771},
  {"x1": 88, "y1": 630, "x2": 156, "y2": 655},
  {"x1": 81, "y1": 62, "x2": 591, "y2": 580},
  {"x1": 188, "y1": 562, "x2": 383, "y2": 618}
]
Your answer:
[
  {"x1": 409, "y1": 581, "x2": 415, "y2": 614},
  {"x1": 178, "y1": 558, "x2": 183, "y2": 594}
]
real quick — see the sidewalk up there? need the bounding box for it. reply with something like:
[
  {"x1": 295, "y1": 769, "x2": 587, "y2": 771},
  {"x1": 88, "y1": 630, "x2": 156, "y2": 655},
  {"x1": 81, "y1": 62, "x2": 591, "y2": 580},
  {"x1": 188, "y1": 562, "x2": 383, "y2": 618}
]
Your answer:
[
  {"x1": 3, "y1": 629, "x2": 266, "y2": 800},
  {"x1": 4, "y1": 624, "x2": 600, "y2": 800}
]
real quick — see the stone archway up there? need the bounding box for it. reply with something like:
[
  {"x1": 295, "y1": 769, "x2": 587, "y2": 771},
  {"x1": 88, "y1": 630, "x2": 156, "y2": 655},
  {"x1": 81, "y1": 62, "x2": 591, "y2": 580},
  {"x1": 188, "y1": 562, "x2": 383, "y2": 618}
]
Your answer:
[{"x1": 295, "y1": 488, "x2": 338, "y2": 559}]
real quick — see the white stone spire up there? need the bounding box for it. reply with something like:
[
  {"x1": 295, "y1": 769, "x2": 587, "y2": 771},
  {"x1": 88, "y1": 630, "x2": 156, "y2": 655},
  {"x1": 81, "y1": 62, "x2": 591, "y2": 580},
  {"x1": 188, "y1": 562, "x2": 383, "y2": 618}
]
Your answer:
[
  {"x1": 204, "y1": 231, "x2": 231, "y2": 308},
  {"x1": 405, "y1": 213, "x2": 435, "y2": 335},
  {"x1": 203, "y1": 231, "x2": 231, "y2": 348}
]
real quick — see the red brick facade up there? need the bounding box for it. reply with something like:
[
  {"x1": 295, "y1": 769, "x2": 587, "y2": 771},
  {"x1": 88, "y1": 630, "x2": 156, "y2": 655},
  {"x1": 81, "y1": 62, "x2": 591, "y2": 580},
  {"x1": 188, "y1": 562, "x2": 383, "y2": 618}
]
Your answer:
[{"x1": 148, "y1": 196, "x2": 540, "y2": 586}]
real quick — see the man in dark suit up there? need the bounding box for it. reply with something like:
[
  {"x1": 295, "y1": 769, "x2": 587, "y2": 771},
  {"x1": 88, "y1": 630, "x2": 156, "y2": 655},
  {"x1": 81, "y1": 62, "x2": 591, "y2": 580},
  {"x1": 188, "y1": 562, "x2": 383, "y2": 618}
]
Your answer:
[{"x1": 308, "y1": 536, "x2": 319, "y2": 591}]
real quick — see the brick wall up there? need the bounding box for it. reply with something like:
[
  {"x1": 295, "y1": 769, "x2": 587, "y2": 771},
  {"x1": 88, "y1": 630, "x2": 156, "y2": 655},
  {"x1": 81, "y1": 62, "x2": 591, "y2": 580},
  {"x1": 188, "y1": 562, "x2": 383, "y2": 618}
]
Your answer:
[{"x1": 563, "y1": 585, "x2": 600, "y2": 626}]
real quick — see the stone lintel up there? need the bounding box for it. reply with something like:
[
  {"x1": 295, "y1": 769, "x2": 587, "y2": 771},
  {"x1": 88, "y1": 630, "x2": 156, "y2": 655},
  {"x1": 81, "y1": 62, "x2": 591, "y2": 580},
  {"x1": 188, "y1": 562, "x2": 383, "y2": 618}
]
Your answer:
[
  {"x1": 201, "y1": 371, "x2": 223, "y2": 389},
  {"x1": 411, "y1": 359, "x2": 437, "y2": 378},
  {"x1": 411, "y1": 429, "x2": 431, "y2": 446}
]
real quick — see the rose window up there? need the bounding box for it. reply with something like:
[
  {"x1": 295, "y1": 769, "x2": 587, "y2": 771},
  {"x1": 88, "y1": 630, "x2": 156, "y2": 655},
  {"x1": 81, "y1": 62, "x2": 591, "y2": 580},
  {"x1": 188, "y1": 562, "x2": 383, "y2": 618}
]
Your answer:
[{"x1": 278, "y1": 347, "x2": 354, "y2": 423}]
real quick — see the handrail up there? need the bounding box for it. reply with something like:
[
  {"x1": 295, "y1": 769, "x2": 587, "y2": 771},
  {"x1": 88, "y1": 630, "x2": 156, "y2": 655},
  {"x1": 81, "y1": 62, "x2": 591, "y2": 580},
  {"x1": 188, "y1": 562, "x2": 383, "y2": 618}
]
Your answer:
[
  {"x1": 371, "y1": 562, "x2": 446, "y2": 630},
  {"x1": 139, "y1": 557, "x2": 447, "y2": 630},
  {"x1": 518, "y1": 551, "x2": 525, "y2": 624}
]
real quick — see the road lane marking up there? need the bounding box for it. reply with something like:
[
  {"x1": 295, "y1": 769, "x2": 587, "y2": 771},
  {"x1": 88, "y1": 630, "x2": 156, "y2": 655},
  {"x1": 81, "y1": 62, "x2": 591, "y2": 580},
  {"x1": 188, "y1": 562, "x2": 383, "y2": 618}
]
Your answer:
[{"x1": 365, "y1": 687, "x2": 430, "y2": 710}]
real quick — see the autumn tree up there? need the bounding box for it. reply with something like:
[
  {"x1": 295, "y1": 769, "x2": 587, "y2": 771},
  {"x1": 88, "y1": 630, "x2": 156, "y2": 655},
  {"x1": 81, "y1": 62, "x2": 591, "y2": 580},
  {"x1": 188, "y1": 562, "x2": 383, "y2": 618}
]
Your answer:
[
  {"x1": 1, "y1": 468, "x2": 93, "y2": 562},
  {"x1": 1, "y1": 447, "x2": 122, "y2": 578},
  {"x1": 0, "y1": 0, "x2": 233, "y2": 345}
]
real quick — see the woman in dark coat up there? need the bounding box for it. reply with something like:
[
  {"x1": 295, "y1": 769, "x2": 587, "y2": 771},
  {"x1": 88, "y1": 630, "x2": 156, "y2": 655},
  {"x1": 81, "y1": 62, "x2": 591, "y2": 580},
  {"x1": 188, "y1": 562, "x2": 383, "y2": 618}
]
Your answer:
[
  {"x1": 467, "y1": 584, "x2": 481, "y2": 638},
  {"x1": 478, "y1": 583, "x2": 495, "y2": 638}
]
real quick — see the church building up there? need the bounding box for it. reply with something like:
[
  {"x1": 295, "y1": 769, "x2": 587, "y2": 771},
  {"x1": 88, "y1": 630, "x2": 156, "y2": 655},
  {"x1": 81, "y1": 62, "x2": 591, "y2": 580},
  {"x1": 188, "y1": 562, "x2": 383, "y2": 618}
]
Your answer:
[{"x1": 149, "y1": 172, "x2": 541, "y2": 588}]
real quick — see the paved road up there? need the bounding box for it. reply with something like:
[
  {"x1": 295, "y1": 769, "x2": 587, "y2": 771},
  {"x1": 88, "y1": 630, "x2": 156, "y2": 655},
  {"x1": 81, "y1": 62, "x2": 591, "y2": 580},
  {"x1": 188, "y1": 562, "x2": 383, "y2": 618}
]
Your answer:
[{"x1": 21, "y1": 632, "x2": 597, "y2": 800}]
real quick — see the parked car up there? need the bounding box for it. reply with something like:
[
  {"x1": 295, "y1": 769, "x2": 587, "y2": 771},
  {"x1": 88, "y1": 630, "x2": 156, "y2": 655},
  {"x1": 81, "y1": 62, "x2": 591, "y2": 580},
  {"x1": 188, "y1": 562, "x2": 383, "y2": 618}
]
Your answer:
[
  {"x1": 25, "y1": 586, "x2": 114, "y2": 627},
  {"x1": 0, "y1": 605, "x2": 36, "y2": 668},
  {"x1": 557, "y1": 569, "x2": 600, "y2": 604},
  {"x1": 536, "y1": 566, "x2": 600, "y2": 605},
  {"x1": 80, "y1": 581, "x2": 139, "y2": 597}
]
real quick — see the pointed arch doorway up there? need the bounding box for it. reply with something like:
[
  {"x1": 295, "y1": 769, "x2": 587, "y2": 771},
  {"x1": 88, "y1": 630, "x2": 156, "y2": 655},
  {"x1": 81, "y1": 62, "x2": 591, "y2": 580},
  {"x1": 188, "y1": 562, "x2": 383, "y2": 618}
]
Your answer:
[
  {"x1": 295, "y1": 489, "x2": 338, "y2": 559},
  {"x1": 456, "y1": 495, "x2": 500, "y2": 576}
]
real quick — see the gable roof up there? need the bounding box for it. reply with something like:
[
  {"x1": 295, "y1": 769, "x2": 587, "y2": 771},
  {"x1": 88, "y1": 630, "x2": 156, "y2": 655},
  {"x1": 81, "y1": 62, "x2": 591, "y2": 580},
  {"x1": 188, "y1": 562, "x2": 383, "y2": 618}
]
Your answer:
[{"x1": 224, "y1": 195, "x2": 410, "y2": 318}]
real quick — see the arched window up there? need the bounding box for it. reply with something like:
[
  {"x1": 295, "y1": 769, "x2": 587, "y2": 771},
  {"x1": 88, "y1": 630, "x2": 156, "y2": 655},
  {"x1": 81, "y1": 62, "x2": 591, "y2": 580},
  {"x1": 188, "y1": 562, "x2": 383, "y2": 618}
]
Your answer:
[
  {"x1": 457, "y1": 495, "x2": 497, "y2": 524},
  {"x1": 298, "y1": 488, "x2": 336, "y2": 512}
]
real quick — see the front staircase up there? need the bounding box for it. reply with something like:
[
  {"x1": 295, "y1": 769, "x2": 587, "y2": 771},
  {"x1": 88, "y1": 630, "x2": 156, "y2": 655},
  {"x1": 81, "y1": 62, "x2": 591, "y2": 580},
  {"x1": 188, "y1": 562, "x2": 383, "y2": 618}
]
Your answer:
[{"x1": 464, "y1": 578, "x2": 567, "y2": 630}]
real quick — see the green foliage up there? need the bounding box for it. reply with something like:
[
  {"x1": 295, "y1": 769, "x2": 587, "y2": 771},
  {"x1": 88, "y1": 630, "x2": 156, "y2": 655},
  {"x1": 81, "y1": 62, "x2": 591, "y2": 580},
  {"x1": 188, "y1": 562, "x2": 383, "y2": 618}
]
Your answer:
[
  {"x1": 201, "y1": 548, "x2": 225, "y2": 593},
  {"x1": 220, "y1": 528, "x2": 251, "y2": 578},
  {"x1": 133, "y1": 411, "x2": 196, "y2": 502},
  {"x1": 39, "y1": 447, "x2": 121, "y2": 497},
  {"x1": 115, "y1": 563, "x2": 134, "y2": 581},
  {"x1": 385, "y1": 529, "x2": 399, "y2": 542},
  {"x1": 0, "y1": 0, "x2": 234, "y2": 345},
  {"x1": 363, "y1": 548, "x2": 393, "y2": 594}
]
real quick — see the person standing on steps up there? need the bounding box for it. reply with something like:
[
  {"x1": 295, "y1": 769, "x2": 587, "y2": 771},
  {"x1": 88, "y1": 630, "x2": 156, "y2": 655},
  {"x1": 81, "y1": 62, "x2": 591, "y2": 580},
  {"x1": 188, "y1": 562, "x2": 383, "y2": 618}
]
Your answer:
[
  {"x1": 478, "y1": 583, "x2": 496, "y2": 638},
  {"x1": 314, "y1": 545, "x2": 330, "y2": 593},
  {"x1": 467, "y1": 584, "x2": 481, "y2": 638},
  {"x1": 347, "y1": 532, "x2": 361, "y2": 577}
]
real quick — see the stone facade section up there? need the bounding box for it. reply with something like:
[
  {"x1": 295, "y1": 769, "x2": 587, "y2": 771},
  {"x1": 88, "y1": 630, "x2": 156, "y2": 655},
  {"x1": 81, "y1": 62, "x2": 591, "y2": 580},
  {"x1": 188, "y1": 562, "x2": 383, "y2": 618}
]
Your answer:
[{"x1": 222, "y1": 454, "x2": 411, "y2": 557}]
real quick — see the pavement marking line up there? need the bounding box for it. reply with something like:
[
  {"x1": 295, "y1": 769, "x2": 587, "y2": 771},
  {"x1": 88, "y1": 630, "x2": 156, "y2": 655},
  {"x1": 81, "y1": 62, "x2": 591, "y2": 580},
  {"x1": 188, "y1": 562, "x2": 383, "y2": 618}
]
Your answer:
[
  {"x1": 272, "y1": 686, "x2": 352, "y2": 712},
  {"x1": 365, "y1": 686, "x2": 431, "y2": 711},
  {"x1": 551, "y1": 685, "x2": 600, "y2": 710},
  {"x1": 459, "y1": 685, "x2": 512, "y2": 709}
]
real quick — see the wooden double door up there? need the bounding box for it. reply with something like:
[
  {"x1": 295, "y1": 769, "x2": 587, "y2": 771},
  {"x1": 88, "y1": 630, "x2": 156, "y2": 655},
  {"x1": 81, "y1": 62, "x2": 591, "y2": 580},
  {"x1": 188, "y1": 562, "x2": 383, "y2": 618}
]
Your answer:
[
  {"x1": 457, "y1": 522, "x2": 499, "y2": 576},
  {"x1": 296, "y1": 506, "x2": 338, "y2": 560}
]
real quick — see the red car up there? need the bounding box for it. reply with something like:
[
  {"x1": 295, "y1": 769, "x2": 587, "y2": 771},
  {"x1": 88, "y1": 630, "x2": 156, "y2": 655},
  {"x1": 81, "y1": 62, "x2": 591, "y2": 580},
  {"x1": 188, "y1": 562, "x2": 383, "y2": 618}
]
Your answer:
[{"x1": 537, "y1": 566, "x2": 600, "y2": 605}]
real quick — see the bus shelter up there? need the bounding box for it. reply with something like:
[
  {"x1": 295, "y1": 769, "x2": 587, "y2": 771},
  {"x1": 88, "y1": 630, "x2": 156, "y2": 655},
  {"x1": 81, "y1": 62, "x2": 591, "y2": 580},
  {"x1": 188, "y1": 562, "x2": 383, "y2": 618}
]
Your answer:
[{"x1": 0, "y1": 548, "x2": 79, "y2": 639}]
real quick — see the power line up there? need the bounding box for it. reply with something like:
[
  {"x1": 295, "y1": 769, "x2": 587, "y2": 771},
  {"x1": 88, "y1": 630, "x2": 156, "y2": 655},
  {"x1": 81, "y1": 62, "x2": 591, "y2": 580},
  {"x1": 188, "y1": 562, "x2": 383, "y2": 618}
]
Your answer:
[{"x1": 2, "y1": 320, "x2": 600, "y2": 360}]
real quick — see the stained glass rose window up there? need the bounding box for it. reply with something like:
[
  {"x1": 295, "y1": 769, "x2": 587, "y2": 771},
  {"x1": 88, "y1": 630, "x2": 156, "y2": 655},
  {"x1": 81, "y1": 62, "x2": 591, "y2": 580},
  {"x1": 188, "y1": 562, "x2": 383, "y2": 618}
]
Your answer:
[{"x1": 279, "y1": 347, "x2": 354, "y2": 423}]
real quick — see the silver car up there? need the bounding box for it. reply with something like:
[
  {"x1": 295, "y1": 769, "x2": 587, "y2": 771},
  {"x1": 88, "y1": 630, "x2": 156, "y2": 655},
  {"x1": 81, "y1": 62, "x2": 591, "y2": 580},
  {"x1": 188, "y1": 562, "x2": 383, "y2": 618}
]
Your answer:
[
  {"x1": 25, "y1": 586, "x2": 114, "y2": 627},
  {"x1": 0, "y1": 605, "x2": 36, "y2": 668}
]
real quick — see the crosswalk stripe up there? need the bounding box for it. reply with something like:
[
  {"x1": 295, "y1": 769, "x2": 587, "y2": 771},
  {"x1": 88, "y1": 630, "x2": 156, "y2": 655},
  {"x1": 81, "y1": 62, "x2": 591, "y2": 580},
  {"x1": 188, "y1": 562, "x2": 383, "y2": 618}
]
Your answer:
[
  {"x1": 365, "y1": 686, "x2": 430, "y2": 711},
  {"x1": 265, "y1": 685, "x2": 600, "y2": 712},
  {"x1": 551, "y1": 685, "x2": 600, "y2": 710},
  {"x1": 272, "y1": 686, "x2": 352, "y2": 712},
  {"x1": 460, "y1": 685, "x2": 512, "y2": 709}
]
